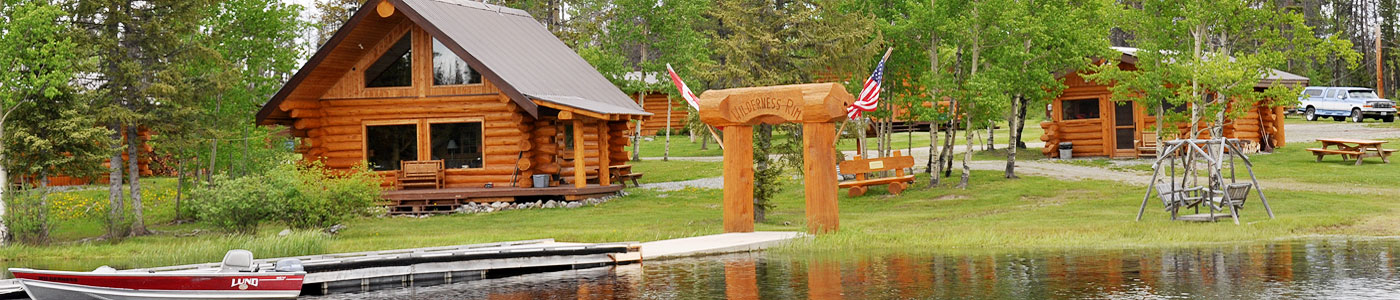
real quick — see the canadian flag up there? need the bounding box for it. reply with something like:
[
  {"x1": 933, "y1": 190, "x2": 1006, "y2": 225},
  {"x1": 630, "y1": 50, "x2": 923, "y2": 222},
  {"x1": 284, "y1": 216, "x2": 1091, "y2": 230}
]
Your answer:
[{"x1": 666, "y1": 64, "x2": 701, "y2": 110}]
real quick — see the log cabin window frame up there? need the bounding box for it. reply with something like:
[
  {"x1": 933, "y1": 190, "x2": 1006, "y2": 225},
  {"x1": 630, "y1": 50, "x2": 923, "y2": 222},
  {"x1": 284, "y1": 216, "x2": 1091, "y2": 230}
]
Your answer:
[
  {"x1": 362, "y1": 119, "x2": 423, "y2": 171},
  {"x1": 363, "y1": 32, "x2": 415, "y2": 89},
  {"x1": 429, "y1": 37, "x2": 484, "y2": 87},
  {"x1": 425, "y1": 117, "x2": 486, "y2": 170},
  {"x1": 1060, "y1": 97, "x2": 1102, "y2": 122}
]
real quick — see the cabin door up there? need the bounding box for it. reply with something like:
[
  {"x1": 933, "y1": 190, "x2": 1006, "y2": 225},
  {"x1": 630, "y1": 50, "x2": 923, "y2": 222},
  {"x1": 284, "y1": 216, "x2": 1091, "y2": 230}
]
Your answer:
[{"x1": 1111, "y1": 101, "x2": 1137, "y2": 157}]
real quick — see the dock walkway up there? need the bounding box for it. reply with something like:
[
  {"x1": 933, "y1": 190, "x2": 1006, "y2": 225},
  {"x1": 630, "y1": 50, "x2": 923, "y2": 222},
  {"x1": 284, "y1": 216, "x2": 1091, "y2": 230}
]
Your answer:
[{"x1": 0, "y1": 231, "x2": 806, "y2": 298}]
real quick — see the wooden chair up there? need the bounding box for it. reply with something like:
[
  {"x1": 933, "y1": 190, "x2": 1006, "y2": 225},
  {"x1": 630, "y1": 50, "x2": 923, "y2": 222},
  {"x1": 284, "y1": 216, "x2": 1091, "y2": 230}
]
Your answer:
[
  {"x1": 1154, "y1": 182, "x2": 1203, "y2": 220},
  {"x1": 1209, "y1": 183, "x2": 1252, "y2": 211},
  {"x1": 1137, "y1": 132, "x2": 1159, "y2": 157},
  {"x1": 398, "y1": 160, "x2": 444, "y2": 190},
  {"x1": 838, "y1": 150, "x2": 917, "y2": 197}
]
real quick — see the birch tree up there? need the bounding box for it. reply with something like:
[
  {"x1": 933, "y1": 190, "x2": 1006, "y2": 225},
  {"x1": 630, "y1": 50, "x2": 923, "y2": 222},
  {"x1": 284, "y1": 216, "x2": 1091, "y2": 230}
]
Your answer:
[{"x1": 0, "y1": 0, "x2": 84, "y2": 245}]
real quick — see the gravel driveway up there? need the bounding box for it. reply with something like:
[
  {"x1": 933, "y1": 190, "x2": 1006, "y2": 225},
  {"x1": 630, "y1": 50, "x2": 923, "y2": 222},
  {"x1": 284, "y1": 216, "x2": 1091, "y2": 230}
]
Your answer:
[{"x1": 1285, "y1": 121, "x2": 1400, "y2": 142}]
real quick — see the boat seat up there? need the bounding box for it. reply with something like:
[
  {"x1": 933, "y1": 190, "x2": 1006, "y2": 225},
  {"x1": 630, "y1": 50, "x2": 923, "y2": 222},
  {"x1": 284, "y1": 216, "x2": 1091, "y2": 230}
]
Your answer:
[
  {"x1": 91, "y1": 266, "x2": 117, "y2": 273},
  {"x1": 220, "y1": 249, "x2": 256, "y2": 273}
]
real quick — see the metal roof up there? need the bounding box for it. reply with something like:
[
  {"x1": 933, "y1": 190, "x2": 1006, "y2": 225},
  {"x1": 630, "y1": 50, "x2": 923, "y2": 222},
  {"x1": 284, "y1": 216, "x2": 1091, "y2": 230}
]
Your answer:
[
  {"x1": 398, "y1": 0, "x2": 649, "y2": 116},
  {"x1": 1110, "y1": 47, "x2": 1309, "y2": 88}
]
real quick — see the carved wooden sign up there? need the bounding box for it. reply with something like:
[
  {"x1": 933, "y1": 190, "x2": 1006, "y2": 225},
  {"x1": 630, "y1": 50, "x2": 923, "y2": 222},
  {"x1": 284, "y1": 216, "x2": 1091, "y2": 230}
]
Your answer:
[{"x1": 699, "y1": 83, "x2": 854, "y2": 126}]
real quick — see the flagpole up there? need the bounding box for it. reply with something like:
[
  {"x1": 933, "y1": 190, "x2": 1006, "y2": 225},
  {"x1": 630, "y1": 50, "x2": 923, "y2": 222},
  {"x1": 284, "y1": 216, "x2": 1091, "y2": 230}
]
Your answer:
[{"x1": 852, "y1": 47, "x2": 895, "y2": 159}]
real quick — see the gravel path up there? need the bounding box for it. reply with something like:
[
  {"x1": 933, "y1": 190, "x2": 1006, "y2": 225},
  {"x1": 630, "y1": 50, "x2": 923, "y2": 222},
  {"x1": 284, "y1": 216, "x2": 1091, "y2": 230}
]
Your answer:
[{"x1": 639, "y1": 176, "x2": 724, "y2": 191}]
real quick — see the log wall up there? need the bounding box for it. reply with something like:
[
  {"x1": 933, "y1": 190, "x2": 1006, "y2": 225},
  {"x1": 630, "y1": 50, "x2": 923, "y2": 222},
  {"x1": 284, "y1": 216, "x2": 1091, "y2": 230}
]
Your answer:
[{"x1": 627, "y1": 92, "x2": 688, "y2": 136}]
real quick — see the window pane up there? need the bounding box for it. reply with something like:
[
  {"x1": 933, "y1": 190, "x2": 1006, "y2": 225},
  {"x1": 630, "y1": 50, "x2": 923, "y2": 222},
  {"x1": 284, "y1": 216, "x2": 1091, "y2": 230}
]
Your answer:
[
  {"x1": 1116, "y1": 128, "x2": 1135, "y2": 150},
  {"x1": 1115, "y1": 102, "x2": 1134, "y2": 126},
  {"x1": 1062, "y1": 99, "x2": 1100, "y2": 120},
  {"x1": 430, "y1": 122, "x2": 483, "y2": 169},
  {"x1": 366, "y1": 124, "x2": 418, "y2": 171},
  {"x1": 365, "y1": 33, "x2": 413, "y2": 88},
  {"x1": 433, "y1": 38, "x2": 482, "y2": 85}
]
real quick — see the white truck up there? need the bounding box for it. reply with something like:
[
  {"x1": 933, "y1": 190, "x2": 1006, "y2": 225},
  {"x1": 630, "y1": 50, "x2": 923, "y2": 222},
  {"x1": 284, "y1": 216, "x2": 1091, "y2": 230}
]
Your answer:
[{"x1": 1298, "y1": 87, "x2": 1396, "y2": 123}]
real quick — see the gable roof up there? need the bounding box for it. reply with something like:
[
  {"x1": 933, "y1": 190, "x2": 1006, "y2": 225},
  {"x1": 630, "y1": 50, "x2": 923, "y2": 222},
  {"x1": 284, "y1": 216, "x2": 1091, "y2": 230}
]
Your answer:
[{"x1": 256, "y1": 0, "x2": 646, "y2": 126}]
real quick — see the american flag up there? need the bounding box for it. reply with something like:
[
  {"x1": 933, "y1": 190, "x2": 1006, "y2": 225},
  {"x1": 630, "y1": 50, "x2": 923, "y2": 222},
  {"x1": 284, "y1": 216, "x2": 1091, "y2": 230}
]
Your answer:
[
  {"x1": 666, "y1": 64, "x2": 701, "y2": 110},
  {"x1": 846, "y1": 55, "x2": 889, "y2": 119}
]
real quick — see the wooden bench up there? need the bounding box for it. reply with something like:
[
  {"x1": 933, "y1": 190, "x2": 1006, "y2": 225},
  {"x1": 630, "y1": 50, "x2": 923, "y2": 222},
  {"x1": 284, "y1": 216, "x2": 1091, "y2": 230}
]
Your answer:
[
  {"x1": 838, "y1": 150, "x2": 916, "y2": 197},
  {"x1": 1305, "y1": 148, "x2": 1365, "y2": 162},
  {"x1": 609, "y1": 164, "x2": 644, "y2": 187},
  {"x1": 398, "y1": 160, "x2": 444, "y2": 190}
]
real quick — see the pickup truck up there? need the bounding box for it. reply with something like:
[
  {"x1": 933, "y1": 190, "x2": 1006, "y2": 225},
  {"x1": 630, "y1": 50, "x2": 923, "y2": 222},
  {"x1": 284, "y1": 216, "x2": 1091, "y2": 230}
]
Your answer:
[{"x1": 1298, "y1": 87, "x2": 1396, "y2": 123}]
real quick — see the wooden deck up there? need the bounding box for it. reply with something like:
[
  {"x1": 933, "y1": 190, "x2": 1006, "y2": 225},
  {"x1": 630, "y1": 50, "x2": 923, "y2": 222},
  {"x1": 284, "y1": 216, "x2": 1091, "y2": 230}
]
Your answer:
[{"x1": 381, "y1": 184, "x2": 624, "y2": 214}]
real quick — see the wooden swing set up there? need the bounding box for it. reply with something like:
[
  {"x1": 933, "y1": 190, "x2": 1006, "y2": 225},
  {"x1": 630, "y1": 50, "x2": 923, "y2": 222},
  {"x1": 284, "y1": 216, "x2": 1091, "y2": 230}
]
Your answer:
[{"x1": 1136, "y1": 138, "x2": 1276, "y2": 224}]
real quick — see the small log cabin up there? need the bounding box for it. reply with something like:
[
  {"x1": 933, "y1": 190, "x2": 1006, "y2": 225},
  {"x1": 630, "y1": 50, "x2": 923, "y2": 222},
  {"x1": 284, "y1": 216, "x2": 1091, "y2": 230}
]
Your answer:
[
  {"x1": 621, "y1": 73, "x2": 689, "y2": 136},
  {"x1": 255, "y1": 0, "x2": 650, "y2": 211},
  {"x1": 1040, "y1": 47, "x2": 1306, "y2": 158}
]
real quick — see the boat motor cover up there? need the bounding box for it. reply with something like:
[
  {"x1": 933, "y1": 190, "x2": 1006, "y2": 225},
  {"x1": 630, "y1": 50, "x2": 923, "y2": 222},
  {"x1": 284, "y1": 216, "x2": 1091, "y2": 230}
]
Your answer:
[
  {"x1": 275, "y1": 258, "x2": 304, "y2": 272},
  {"x1": 221, "y1": 249, "x2": 256, "y2": 272}
]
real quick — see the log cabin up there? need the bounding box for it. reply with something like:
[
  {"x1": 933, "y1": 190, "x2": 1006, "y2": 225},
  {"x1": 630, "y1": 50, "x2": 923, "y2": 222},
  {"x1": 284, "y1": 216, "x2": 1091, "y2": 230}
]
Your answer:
[
  {"x1": 14, "y1": 127, "x2": 154, "y2": 187},
  {"x1": 254, "y1": 0, "x2": 650, "y2": 213},
  {"x1": 623, "y1": 72, "x2": 689, "y2": 136},
  {"x1": 1039, "y1": 47, "x2": 1306, "y2": 158}
]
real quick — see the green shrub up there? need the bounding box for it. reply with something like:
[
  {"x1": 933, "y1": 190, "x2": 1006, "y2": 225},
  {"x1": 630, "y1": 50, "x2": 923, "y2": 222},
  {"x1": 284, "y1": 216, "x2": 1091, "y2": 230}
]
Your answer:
[
  {"x1": 190, "y1": 174, "x2": 279, "y2": 233},
  {"x1": 4, "y1": 189, "x2": 51, "y2": 244},
  {"x1": 276, "y1": 161, "x2": 380, "y2": 229},
  {"x1": 190, "y1": 161, "x2": 380, "y2": 233}
]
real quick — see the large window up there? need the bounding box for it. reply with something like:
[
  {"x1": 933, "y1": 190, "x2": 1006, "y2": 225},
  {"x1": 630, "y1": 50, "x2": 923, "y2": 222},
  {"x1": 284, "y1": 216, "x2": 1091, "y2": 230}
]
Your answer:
[
  {"x1": 365, "y1": 33, "x2": 413, "y2": 88},
  {"x1": 432, "y1": 38, "x2": 482, "y2": 85},
  {"x1": 430, "y1": 122, "x2": 483, "y2": 169},
  {"x1": 365, "y1": 124, "x2": 418, "y2": 171},
  {"x1": 1062, "y1": 99, "x2": 1100, "y2": 120}
]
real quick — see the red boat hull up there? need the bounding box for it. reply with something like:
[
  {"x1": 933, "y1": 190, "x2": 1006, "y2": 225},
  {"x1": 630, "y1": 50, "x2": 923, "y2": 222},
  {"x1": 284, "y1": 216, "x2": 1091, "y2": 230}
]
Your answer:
[{"x1": 9, "y1": 268, "x2": 304, "y2": 300}]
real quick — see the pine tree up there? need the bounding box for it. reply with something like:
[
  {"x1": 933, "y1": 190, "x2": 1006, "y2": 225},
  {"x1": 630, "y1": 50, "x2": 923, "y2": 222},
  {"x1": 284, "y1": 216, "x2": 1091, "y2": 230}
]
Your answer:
[{"x1": 72, "y1": 0, "x2": 216, "y2": 237}]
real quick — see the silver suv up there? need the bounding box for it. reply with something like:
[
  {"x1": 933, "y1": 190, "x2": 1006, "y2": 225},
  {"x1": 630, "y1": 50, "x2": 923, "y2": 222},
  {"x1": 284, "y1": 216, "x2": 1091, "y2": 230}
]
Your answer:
[{"x1": 1298, "y1": 87, "x2": 1396, "y2": 123}]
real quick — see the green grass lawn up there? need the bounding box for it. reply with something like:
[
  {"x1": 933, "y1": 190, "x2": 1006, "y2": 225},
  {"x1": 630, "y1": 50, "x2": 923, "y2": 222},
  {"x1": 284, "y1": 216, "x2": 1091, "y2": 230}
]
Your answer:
[
  {"x1": 627, "y1": 159, "x2": 722, "y2": 184},
  {"x1": 7, "y1": 153, "x2": 1400, "y2": 270}
]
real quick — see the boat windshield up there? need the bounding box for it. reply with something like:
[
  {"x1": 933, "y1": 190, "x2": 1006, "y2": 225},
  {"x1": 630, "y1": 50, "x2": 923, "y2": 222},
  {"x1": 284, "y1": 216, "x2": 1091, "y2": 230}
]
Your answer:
[{"x1": 1347, "y1": 90, "x2": 1380, "y2": 99}]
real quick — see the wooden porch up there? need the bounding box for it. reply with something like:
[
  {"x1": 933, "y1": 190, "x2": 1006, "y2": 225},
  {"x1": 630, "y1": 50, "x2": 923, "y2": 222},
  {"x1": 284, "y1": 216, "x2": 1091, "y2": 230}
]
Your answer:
[{"x1": 380, "y1": 184, "x2": 624, "y2": 214}]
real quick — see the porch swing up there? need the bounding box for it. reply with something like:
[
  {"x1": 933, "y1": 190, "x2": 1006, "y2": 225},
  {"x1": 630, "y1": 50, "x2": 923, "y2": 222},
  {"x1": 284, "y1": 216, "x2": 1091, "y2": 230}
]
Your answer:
[{"x1": 1135, "y1": 137, "x2": 1276, "y2": 224}]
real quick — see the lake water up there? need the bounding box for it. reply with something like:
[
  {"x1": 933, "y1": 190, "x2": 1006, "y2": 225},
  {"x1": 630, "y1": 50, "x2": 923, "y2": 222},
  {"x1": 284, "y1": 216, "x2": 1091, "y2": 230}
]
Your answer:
[{"x1": 304, "y1": 238, "x2": 1400, "y2": 299}]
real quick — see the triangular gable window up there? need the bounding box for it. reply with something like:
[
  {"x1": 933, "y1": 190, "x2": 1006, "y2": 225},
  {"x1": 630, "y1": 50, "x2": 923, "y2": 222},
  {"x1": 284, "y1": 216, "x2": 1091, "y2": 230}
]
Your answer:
[
  {"x1": 432, "y1": 38, "x2": 482, "y2": 85},
  {"x1": 365, "y1": 33, "x2": 413, "y2": 88}
]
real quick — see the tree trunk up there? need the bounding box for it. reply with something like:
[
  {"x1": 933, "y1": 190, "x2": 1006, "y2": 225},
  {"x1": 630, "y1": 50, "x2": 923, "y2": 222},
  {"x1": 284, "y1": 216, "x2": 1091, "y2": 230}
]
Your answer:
[
  {"x1": 107, "y1": 123, "x2": 125, "y2": 238},
  {"x1": 175, "y1": 158, "x2": 185, "y2": 221},
  {"x1": 241, "y1": 123, "x2": 250, "y2": 176},
  {"x1": 1005, "y1": 94, "x2": 1023, "y2": 179},
  {"x1": 958, "y1": 104, "x2": 974, "y2": 189},
  {"x1": 0, "y1": 149, "x2": 8, "y2": 246},
  {"x1": 1015, "y1": 96, "x2": 1028, "y2": 149},
  {"x1": 986, "y1": 121, "x2": 995, "y2": 151},
  {"x1": 700, "y1": 130, "x2": 710, "y2": 150},
  {"x1": 208, "y1": 94, "x2": 221, "y2": 186},
  {"x1": 127, "y1": 126, "x2": 147, "y2": 236},
  {"x1": 664, "y1": 97, "x2": 672, "y2": 161},
  {"x1": 942, "y1": 116, "x2": 957, "y2": 178},
  {"x1": 37, "y1": 172, "x2": 50, "y2": 243},
  {"x1": 927, "y1": 32, "x2": 942, "y2": 188}
]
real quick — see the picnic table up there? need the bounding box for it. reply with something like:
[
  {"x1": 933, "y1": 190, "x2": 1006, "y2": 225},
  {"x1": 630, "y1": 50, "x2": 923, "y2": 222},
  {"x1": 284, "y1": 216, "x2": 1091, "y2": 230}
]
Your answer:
[{"x1": 1307, "y1": 138, "x2": 1394, "y2": 165}]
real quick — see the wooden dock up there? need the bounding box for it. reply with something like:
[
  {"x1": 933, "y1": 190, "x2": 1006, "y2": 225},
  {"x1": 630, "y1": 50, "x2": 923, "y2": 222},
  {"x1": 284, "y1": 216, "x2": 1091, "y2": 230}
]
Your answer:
[
  {"x1": 0, "y1": 231, "x2": 806, "y2": 298},
  {"x1": 380, "y1": 184, "x2": 623, "y2": 214}
]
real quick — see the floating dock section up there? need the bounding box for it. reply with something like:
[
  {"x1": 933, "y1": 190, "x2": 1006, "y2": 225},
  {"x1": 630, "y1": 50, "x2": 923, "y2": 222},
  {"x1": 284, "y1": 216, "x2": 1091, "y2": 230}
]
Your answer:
[{"x1": 0, "y1": 231, "x2": 805, "y2": 298}]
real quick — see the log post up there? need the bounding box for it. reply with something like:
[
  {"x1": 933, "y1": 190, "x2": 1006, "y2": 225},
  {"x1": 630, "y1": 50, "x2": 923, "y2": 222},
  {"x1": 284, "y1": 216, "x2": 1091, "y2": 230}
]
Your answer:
[
  {"x1": 723, "y1": 125, "x2": 755, "y2": 233},
  {"x1": 598, "y1": 121, "x2": 611, "y2": 186},
  {"x1": 802, "y1": 122, "x2": 839, "y2": 233},
  {"x1": 573, "y1": 119, "x2": 586, "y2": 188}
]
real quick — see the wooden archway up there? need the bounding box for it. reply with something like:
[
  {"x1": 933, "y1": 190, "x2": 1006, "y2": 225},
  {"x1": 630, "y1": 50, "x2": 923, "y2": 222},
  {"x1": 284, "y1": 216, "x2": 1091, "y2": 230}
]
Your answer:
[{"x1": 698, "y1": 83, "x2": 855, "y2": 234}]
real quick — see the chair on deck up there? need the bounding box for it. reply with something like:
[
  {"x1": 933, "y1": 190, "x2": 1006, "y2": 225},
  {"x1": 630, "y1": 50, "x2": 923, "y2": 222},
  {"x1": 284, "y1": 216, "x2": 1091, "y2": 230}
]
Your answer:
[
  {"x1": 1155, "y1": 182, "x2": 1203, "y2": 220},
  {"x1": 398, "y1": 160, "x2": 445, "y2": 190}
]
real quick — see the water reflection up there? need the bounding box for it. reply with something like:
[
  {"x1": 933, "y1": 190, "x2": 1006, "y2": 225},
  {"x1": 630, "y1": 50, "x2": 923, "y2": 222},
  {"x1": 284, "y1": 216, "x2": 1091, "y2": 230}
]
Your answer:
[{"x1": 296, "y1": 239, "x2": 1400, "y2": 299}]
